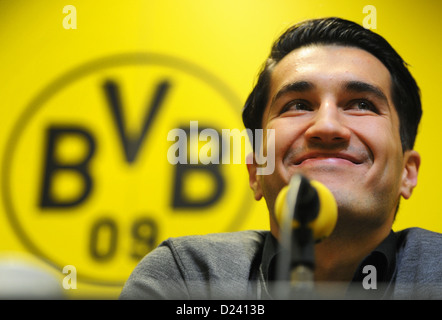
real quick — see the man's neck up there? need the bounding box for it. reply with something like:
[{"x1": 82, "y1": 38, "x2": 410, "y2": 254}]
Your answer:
[{"x1": 313, "y1": 223, "x2": 391, "y2": 283}]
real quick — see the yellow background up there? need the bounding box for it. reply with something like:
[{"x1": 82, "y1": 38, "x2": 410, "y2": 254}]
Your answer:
[{"x1": 1, "y1": 0, "x2": 441, "y2": 299}]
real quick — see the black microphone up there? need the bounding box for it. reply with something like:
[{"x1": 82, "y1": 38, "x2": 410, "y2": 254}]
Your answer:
[{"x1": 273, "y1": 174, "x2": 338, "y2": 299}]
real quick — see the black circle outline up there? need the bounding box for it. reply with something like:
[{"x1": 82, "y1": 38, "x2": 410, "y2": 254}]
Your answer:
[{"x1": 2, "y1": 52, "x2": 254, "y2": 287}]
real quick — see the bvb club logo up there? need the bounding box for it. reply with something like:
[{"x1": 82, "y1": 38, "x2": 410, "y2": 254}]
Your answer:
[{"x1": 3, "y1": 53, "x2": 253, "y2": 286}]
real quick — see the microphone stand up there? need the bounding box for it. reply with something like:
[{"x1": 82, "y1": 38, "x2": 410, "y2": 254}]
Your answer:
[
  {"x1": 274, "y1": 175, "x2": 317, "y2": 300},
  {"x1": 289, "y1": 226, "x2": 315, "y2": 299}
]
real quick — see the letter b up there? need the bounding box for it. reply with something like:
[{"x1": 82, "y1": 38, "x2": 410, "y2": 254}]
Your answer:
[
  {"x1": 40, "y1": 126, "x2": 95, "y2": 208},
  {"x1": 172, "y1": 163, "x2": 224, "y2": 208}
]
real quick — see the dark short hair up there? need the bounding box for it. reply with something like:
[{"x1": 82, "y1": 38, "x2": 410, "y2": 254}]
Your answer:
[{"x1": 242, "y1": 17, "x2": 422, "y2": 151}]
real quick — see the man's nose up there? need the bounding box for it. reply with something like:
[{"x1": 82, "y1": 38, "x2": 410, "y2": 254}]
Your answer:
[{"x1": 304, "y1": 102, "x2": 351, "y2": 145}]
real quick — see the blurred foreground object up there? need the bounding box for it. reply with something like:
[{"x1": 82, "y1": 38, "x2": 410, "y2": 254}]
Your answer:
[{"x1": 0, "y1": 252, "x2": 65, "y2": 299}]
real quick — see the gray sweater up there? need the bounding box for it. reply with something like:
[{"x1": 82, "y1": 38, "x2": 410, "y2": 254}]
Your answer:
[{"x1": 120, "y1": 227, "x2": 442, "y2": 299}]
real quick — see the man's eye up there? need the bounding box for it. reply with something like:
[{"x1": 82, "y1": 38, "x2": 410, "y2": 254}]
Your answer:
[
  {"x1": 350, "y1": 100, "x2": 378, "y2": 113},
  {"x1": 280, "y1": 100, "x2": 312, "y2": 114}
]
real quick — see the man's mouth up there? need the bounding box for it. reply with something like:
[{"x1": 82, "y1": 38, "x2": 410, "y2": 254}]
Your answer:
[{"x1": 293, "y1": 152, "x2": 363, "y2": 166}]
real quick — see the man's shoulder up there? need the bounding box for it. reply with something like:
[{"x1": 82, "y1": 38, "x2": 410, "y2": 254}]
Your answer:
[
  {"x1": 395, "y1": 227, "x2": 442, "y2": 261},
  {"x1": 162, "y1": 230, "x2": 269, "y2": 298},
  {"x1": 393, "y1": 227, "x2": 442, "y2": 298},
  {"x1": 164, "y1": 230, "x2": 268, "y2": 258},
  {"x1": 120, "y1": 230, "x2": 270, "y2": 299},
  {"x1": 167, "y1": 229, "x2": 268, "y2": 244},
  {"x1": 396, "y1": 227, "x2": 442, "y2": 249}
]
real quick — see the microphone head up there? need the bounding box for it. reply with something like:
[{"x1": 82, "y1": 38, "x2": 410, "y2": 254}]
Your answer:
[{"x1": 275, "y1": 175, "x2": 338, "y2": 241}]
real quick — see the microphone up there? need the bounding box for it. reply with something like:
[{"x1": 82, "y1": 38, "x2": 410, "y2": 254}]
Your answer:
[
  {"x1": 273, "y1": 174, "x2": 337, "y2": 299},
  {"x1": 275, "y1": 174, "x2": 338, "y2": 242}
]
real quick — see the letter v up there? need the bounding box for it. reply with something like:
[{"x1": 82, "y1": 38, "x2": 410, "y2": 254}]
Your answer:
[{"x1": 103, "y1": 79, "x2": 171, "y2": 163}]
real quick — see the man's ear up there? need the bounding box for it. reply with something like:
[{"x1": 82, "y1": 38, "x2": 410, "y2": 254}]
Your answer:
[
  {"x1": 400, "y1": 150, "x2": 421, "y2": 199},
  {"x1": 246, "y1": 153, "x2": 263, "y2": 201}
]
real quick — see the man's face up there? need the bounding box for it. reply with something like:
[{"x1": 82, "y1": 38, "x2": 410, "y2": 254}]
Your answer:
[{"x1": 247, "y1": 45, "x2": 420, "y2": 236}]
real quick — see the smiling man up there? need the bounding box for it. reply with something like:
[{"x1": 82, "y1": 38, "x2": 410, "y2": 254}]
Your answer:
[{"x1": 120, "y1": 18, "x2": 442, "y2": 300}]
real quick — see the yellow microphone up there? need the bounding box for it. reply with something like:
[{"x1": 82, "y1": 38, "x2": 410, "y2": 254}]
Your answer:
[
  {"x1": 273, "y1": 174, "x2": 338, "y2": 298},
  {"x1": 275, "y1": 174, "x2": 338, "y2": 242}
]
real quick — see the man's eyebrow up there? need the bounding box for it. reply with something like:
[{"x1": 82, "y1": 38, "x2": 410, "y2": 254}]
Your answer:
[
  {"x1": 343, "y1": 80, "x2": 389, "y2": 103},
  {"x1": 270, "y1": 81, "x2": 314, "y2": 106}
]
